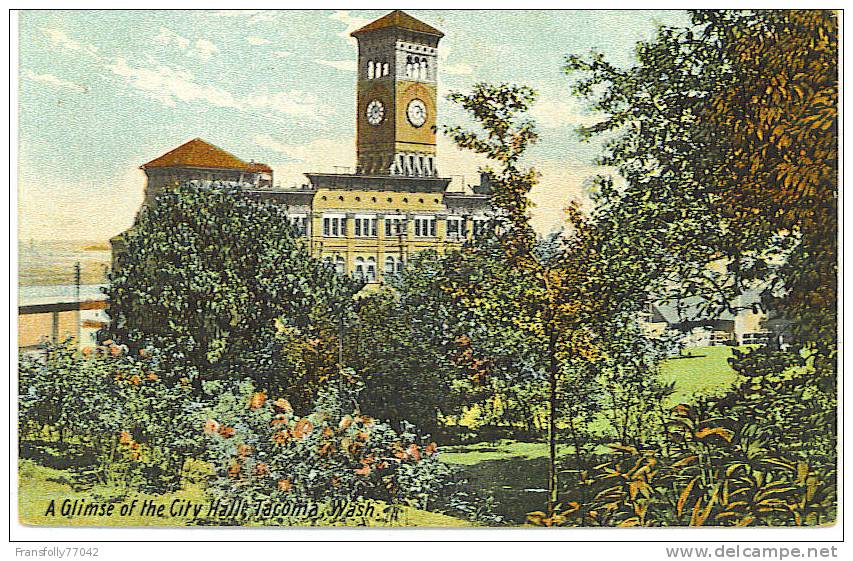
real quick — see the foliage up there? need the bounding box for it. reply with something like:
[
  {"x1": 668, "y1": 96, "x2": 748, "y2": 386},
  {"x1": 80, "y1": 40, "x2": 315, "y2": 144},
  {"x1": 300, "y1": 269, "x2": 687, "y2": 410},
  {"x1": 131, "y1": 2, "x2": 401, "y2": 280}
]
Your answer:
[
  {"x1": 19, "y1": 341, "x2": 201, "y2": 492},
  {"x1": 529, "y1": 344, "x2": 836, "y2": 527},
  {"x1": 565, "y1": 10, "x2": 837, "y2": 362},
  {"x1": 199, "y1": 376, "x2": 468, "y2": 517},
  {"x1": 107, "y1": 181, "x2": 361, "y2": 403}
]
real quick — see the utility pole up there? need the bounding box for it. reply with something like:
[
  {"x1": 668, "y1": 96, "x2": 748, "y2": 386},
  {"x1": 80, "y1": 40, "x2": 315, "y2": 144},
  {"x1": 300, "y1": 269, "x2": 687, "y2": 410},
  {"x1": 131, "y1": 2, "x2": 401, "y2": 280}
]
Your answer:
[{"x1": 74, "y1": 261, "x2": 81, "y2": 346}]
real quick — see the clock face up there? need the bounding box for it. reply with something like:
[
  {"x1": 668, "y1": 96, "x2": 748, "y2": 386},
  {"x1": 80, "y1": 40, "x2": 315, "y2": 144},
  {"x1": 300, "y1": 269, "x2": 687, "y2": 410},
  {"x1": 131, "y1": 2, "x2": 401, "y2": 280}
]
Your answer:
[
  {"x1": 366, "y1": 100, "x2": 385, "y2": 126},
  {"x1": 406, "y1": 99, "x2": 427, "y2": 128}
]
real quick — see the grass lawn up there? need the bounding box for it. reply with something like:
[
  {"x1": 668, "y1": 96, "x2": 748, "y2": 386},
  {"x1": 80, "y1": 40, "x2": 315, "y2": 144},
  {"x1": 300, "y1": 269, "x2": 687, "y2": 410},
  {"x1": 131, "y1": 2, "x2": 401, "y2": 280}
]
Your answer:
[
  {"x1": 439, "y1": 345, "x2": 744, "y2": 523},
  {"x1": 17, "y1": 460, "x2": 470, "y2": 527}
]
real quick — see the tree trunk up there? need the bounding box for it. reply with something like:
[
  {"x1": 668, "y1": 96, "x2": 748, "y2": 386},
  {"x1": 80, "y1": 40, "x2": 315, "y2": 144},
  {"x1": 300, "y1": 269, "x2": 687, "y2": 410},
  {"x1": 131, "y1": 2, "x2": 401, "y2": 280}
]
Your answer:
[{"x1": 547, "y1": 326, "x2": 559, "y2": 517}]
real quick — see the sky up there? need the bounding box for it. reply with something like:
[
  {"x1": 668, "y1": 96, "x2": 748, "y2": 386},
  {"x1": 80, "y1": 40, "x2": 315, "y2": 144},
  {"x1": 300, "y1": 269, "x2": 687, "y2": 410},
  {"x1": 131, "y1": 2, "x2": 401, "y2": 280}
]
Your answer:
[{"x1": 17, "y1": 9, "x2": 690, "y2": 241}]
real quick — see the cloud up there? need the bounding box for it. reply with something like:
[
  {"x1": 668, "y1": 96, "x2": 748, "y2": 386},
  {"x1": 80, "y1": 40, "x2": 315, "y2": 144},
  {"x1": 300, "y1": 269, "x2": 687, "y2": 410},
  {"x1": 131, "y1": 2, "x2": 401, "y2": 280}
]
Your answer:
[
  {"x1": 316, "y1": 59, "x2": 357, "y2": 72},
  {"x1": 438, "y1": 46, "x2": 474, "y2": 76},
  {"x1": 107, "y1": 57, "x2": 333, "y2": 122},
  {"x1": 244, "y1": 90, "x2": 332, "y2": 121},
  {"x1": 246, "y1": 36, "x2": 272, "y2": 46},
  {"x1": 153, "y1": 27, "x2": 219, "y2": 61},
  {"x1": 328, "y1": 10, "x2": 370, "y2": 45},
  {"x1": 208, "y1": 10, "x2": 277, "y2": 24},
  {"x1": 40, "y1": 27, "x2": 99, "y2": 57},
  {"x1": 106, "y1": 57, "x2": 239, "y2": 109},
  {"x1": 253, "y1": 134, "x2": 356, "y2": 187},
  {"x1": 530, "y1": 95, "x2": 602, "y2": 130},
  {"x1": 273, "y1": 51, "x2": 292, "y2": 58},
  {"x1": 23, "y1": 70, "x2": 87, "y2": 93}
]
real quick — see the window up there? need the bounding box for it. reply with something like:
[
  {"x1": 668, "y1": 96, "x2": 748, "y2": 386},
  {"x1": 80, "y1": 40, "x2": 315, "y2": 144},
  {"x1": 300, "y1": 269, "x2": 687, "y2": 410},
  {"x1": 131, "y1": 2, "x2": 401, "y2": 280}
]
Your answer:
[
  {"x1": 322, "y1": 214, "x2": 346, "y2": 237},
  {"x1": 354, "y1": 215, "x2": 377, "y2": 237},
  {"x1": 472, "y1": 217, "x2": 489, "y2": 238},
  {"x1": 446, "y1": 216, "x2": 464, "y2": 238},
  {"x1": 385, "y1": 215, "x2": 406, "y2": 237},
  {"x1": 414, "y1": 215, "x2": 436, "y2": 237},
  {"x1": 367, "y1": 60, "x2": 374, "y2": 79},
  {"x1": 288, "y1": 214, "x2": 308, "y2": 236},
  {"x1": 384, "y1": 255, "x2": 405, "y2": 278},
  {"x1": 334, "y1": 256, "x2": 345, "y2": 275},
  {"x1": 355, "y1": 257, "x2": 377, "y2": 282}
]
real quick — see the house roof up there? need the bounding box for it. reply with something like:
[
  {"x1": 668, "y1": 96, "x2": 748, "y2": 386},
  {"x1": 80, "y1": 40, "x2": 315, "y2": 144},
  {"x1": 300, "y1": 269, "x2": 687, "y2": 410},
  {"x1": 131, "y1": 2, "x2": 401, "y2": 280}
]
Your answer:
[
  {"x1": 141, "y1": 138, "x2": 263, "y2": 172},
  {"x1": 651, "y1": 287, "x2": 766, "y2": 325},
  {"x1": 351, "y1": 10, "x2": 444, "y2": 38},
  {"x1": 247, "y1": 162, "x2": 273, "y2": 173}
]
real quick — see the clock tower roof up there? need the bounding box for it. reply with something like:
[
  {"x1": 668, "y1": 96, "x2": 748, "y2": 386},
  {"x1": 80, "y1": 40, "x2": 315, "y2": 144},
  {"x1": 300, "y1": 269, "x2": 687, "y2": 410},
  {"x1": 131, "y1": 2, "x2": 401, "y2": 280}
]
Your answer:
[{"x1": 351, "y1": 10, "x2": 444, "y2": 39}]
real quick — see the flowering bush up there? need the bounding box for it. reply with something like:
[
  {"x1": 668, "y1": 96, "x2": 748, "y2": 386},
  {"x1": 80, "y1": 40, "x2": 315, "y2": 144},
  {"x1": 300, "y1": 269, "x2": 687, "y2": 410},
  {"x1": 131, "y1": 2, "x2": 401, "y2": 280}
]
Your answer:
[
  {"x1": 19, "y1": 341, "x2": 203, "y2": 491},
  {"x1": 199, "y1": 376, "x2": 459, "y2": 513}
]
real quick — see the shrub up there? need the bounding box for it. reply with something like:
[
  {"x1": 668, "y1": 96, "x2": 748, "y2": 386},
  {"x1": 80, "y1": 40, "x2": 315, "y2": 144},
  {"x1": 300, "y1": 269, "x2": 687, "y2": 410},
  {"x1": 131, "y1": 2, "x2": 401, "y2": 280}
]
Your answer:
[{"x1": 199, "y1": 376, "x2": 464, "y2": 517}]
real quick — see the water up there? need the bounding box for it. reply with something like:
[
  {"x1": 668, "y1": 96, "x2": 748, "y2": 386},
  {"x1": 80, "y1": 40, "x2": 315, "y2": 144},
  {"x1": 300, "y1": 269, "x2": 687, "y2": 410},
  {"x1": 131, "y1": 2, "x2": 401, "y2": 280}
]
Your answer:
[{"x1": 18, "y1": 284, "x2": 107, "y2": 306}]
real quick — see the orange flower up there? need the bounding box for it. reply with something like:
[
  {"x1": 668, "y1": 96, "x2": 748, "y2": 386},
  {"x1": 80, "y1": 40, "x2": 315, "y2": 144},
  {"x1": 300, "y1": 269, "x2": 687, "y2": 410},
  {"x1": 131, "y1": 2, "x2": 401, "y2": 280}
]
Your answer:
[
  {"x1": 129, "y1": 451, "x2": 140, "y2": 461},
  {"x1": 271, "y1": 414, "x2": 289, "y2": 426},
  {"x1": 128, "y1": 375, "x2": 141, "y2": 386},
  {"x1": 129, "y1": 441, "x2": 140, "y2": 450},
  {"x1": 203, "y1": 419, "x2": 220, "y2": 435},
  {"x1": 354, "y1": 465, "x2": 371, "y2": 476},
  {"x1": 249, "y1": 391, "x2": 267, "y2": 410},
  {"x1": 272, "y1": 430, "x2": 289, "y2": 445},
  {"x1": 81, "y1": 347, "x2": 94, "y2": 356},
  {"x1": 255, "y1": 462, "x2": 269, "y2": 476},
  {"x1": 118, "y1": 431, "x2": 132, "y2": 445},
  {"x1": 103, "y1": 339, "x2": 115, "y2": 346},
  {"x1": 145, "y1": 372, "x2": 158, "y2": 382},
  {"x1": 218, "y1": 426, "x2": 236, "y2": 438},
  {"x1": 179, "y1": 377, "x2": 191, "y2": 386},
  {"x1": 356, "y1": 431, "x2": 370, "y2": 442},
  {"x1": 110, "y1": 345, "x2": 123, "y2": 357},
  {"x1": 228, "y1": 461, "x2": 241, "y2": 478},
  {"x1": 323, "y1": 427, "x2": 334, "y2": 438},
  {"x1": 330, "y1": 476, "x2": 341, "y2": 486},
  {"x1": 424, "y1": 442, "x2": 438, "y2": 456},
  {"x1": 292, "y1": 418, "x2": 314, "y2": 439},
  {"x1": 138, "y1": 348, "x2": 148, "y2": 357},
  {"x1": 407, "y1": 443, "x2": 421, "y2": 462},
  {"x1": 338, "y1": 415, "x2": 353, "y2": 430},
  {"x1": 273, "y1": 398, "x2": 292, "y2": 413},
  {"x1": 318, "y1": 442, "x2": 334, "y2": 456},
  {"x1": 278, "y1": 478, "x2": 292, "y2": 492},
  {"x1": 237, "y1": 443, "x2": 253, "y2": 458}
]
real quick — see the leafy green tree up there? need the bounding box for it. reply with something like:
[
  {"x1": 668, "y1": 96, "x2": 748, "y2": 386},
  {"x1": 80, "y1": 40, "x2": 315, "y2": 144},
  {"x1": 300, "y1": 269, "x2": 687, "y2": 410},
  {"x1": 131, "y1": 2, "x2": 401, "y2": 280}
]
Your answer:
[
  {"x1": 444, "y1": 83, "x2": 672, "y2": 517},
  {"x1": 107, "y1": 181, "x2": 361, "y2": 401}
]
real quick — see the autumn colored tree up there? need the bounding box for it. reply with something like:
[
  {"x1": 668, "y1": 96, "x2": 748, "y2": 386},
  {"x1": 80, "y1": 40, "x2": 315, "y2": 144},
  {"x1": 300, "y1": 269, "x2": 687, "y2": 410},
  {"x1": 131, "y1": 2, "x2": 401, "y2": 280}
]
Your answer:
[
  {"x1": 566, "y1": 10, "x2": 838, "y2": 364},
  {"x1": 698, "y1": 10, "x2": 838, "y2": 364}
]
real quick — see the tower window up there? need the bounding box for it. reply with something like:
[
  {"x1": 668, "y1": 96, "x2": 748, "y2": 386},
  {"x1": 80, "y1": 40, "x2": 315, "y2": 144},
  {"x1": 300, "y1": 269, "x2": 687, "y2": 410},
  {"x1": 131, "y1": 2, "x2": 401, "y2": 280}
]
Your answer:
[{"x1": 367, "y1": 60, "x2": 374, "y2": 79}]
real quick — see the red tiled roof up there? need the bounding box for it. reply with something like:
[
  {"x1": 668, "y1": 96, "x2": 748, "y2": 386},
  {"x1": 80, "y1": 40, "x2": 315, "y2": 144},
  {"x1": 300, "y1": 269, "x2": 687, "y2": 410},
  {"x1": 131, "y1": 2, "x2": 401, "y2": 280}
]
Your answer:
[
  {"x1": 247, "y1": 162, "x2": 273, "y2": 173},
  {"x1": 141, "y1": 138, "x2": 259, "y2": 171},
  {"x1": 352, "y1": 10, "x2": 443, "y2": 38}
]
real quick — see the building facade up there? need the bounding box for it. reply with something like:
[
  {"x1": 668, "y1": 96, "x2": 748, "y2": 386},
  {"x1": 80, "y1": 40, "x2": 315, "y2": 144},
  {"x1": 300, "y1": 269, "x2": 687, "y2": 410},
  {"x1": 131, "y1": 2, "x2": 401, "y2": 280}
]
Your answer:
[
  {"x1": 113, "y1": 11, "x2": 493, "y2": 284},
  {"x1": 248, "y1": 10, "x2": 493, "y2": 283}
]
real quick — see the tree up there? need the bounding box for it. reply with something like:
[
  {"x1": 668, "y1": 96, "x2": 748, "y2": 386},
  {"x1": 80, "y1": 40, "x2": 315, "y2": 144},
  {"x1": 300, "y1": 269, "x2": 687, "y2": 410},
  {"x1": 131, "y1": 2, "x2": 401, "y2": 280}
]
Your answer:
[
  {"x1": 107, "y1": 181, "x2": 361, "y2": 403},
  {"x1": 444, "y1": 83, "x2": 670, "y2": 517},
  {"x1": 565, "y1": 10, "x2": 838, "y2": 364}
]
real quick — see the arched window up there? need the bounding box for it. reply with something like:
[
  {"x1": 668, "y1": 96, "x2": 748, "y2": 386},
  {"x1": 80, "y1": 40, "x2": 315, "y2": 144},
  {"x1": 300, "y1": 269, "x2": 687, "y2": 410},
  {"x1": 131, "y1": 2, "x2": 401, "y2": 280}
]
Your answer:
[
  {"x1": 406, "y1": 56, "x2": 413, "y2": 78},
  {"x1": 355, "y1": 257, "x2": 365, "y2": 280},
  {"x1": 384, "y1": 256, "x2": 396, "y2": 277},
  {"x1": 383, "y1": 62, "x2": 389, "y2": 76},
  {"x1": 367, "y1": 60, "x2": 374, "y2": 79},
  {"x1": 335, "y1": 256, "x2": 345, "y2": 275},
  {"x1": 366, "y1": 257, "x2": 377, "y2": 282},
  {"x1": 420, "y1": 59, "x2": 428, "y2": 80}
]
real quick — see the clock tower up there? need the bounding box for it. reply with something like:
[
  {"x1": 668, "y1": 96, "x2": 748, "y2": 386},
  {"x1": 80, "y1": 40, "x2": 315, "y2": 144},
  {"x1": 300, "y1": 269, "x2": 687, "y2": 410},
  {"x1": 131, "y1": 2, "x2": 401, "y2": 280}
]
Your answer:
[{"x1": 352, "y1": 10, "x2": 443, "y2": 177}]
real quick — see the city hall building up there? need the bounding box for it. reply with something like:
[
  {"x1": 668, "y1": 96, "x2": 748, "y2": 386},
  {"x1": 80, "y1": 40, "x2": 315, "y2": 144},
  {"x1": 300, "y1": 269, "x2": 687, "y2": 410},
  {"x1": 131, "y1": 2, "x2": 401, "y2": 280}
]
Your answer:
[{"x1": 113, "y1": 10, "x2": 493, "y2": 283}]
